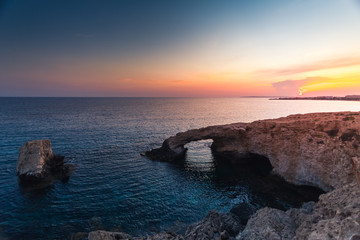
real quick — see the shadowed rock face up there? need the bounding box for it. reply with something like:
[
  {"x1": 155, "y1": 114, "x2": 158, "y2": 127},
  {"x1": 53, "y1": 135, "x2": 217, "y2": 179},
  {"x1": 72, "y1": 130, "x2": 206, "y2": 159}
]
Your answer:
[
  {"x1": 146, "y1": 112, "x2": 360, "y2": 191},
  {"x1": 17, "y1": 140, "x2": 74, "y2": 187}
]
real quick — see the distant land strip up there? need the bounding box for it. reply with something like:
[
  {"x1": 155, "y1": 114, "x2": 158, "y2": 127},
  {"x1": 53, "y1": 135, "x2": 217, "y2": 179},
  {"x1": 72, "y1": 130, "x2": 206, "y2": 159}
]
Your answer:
[{"x1": 270, "y1": 95, "x2": 360, "y2": 101}]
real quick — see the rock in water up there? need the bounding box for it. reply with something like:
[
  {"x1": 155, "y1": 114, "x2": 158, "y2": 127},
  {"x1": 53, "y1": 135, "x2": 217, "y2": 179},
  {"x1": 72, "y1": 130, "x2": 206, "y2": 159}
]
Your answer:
[{"x1": 17, "y1": 140, "x2": 73, "y2": 187}]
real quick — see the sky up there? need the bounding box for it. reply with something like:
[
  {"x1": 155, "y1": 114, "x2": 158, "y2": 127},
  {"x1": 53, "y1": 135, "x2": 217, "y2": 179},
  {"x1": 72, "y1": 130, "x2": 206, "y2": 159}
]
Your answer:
[{"x1": 1, "y1": 0, "x2": 360, "y2": 97}]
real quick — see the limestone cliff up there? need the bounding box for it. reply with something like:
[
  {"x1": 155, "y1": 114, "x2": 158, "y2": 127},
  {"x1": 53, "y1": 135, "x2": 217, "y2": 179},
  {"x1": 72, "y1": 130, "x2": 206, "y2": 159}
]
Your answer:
[{"x1": 146, "y1": 111, "x2": 360, "y2": 191}]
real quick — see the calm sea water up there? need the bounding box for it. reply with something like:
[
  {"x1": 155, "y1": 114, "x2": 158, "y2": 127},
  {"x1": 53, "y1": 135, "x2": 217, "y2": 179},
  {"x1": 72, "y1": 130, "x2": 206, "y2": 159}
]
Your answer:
[{"x1": 1, "y1": 97, "x2": 360, "y2": 239}]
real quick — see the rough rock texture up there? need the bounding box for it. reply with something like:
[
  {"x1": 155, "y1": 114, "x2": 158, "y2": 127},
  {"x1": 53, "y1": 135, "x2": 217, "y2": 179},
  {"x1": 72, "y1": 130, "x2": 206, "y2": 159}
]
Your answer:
[
  {"x1": 238, "y1": 183, "x2": 360, "y2": 240},
  {"x1": 146, "y1": 112, "x2": 360, "y2": 191},
  {"x1": 238, "y1": 207, "x2": 297, "y2": 240},
  {"x1": 293, "y1": 182, "x2": 360, "y2": 240},
  {"x1": 17, "y1": 139, "x2": 73, "y2": 186},
  {"x1": 17, "y1": 140, "x2": 55, "y2": 177}
]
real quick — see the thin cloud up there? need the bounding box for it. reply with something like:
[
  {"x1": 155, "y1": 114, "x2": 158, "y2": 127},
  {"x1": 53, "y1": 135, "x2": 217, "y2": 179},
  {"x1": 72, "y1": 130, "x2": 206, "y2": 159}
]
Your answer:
[{"x1": 259, "y1": 57, "x2": 360, "y2": 76}]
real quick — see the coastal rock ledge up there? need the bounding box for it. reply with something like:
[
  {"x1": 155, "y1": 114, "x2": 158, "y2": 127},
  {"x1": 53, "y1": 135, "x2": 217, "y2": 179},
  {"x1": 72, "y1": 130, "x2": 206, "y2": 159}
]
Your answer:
[
  {"x1": 17, "y1": 139, "x2": 73, "y2": 187},
  {"x1": 87, "y1": 112, "x2": 360, "y2": 240},
  {"x1": 146, "y1": 111, "x2": 360, "y2": 191}
]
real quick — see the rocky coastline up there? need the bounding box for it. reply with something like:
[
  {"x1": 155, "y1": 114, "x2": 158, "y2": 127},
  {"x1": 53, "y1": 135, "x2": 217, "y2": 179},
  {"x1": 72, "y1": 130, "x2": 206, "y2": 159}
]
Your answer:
[{"x1": 87, "y1": 112, "x2": 360, "y2": 240}]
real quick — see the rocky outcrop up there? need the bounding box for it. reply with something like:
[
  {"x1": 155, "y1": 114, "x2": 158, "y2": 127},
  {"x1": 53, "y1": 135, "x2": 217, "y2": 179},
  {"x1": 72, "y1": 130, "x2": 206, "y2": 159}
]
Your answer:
[
  {"x1": 87, "y1": 112, "x2": 360, "y2": 240},
  {"x1": 184, "y1": 210, "x2": 242, "y2": 240},
  {"x1": 239, "y1": 182, "x2": 360, "y2": 240},
  {"x1": 238, "y1": 207, "x2": 297, "y2": 240},
  {"x1": 17, "y1": 140, "x2": 73, "y2": 187},
  {"x1": 146, "y1": 112, "x2": 360, "y2": 191}
]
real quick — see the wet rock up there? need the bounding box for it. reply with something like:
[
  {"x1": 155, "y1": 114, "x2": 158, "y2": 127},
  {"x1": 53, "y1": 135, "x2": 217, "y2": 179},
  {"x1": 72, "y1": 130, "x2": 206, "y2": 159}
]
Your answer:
[{"x1": 16, "y1": 139, "x2": 74, "y2": 187}]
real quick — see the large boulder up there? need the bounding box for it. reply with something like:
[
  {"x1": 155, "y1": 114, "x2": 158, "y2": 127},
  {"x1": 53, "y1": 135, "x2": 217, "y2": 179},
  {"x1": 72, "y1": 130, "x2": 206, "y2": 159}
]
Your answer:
[{"x1": 17, "y1": 140, "x2": 73, "y2": 187}]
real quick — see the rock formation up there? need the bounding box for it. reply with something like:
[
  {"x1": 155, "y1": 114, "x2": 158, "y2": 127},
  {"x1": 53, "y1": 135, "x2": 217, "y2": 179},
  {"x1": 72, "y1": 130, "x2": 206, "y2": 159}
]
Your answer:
[
  {"x1": 17, "y1": 139, "x2": 73, "y2": 187},
  {"x1": 146, "y1": 111, "x2": 360, "y2": 191},
  {"x1": 239, "y1": 182, "x2": 360, "y2": 240},
  {"x1": 87, "y1": 112, "x2": 360, "y2": 240}
]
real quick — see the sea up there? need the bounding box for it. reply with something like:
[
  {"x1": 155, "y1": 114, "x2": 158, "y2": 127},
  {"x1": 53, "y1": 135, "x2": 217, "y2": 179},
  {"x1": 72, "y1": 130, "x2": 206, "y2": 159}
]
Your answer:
[{"x1": 1, "y1": 97, "x2": 360, "y2": 240}]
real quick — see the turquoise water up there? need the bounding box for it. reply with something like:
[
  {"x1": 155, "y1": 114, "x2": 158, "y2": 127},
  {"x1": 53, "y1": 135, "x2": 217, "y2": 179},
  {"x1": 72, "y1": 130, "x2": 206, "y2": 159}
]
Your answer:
[{"x1": 1, "y1": 97, "x2": 360, "y2": 240}]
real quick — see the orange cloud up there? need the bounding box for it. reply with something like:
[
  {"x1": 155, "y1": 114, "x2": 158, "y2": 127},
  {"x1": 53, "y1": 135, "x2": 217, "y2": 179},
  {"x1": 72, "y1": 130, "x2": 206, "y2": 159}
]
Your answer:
[{"x1": 272, "y1": 76, "x2": 360, "y2": 97}]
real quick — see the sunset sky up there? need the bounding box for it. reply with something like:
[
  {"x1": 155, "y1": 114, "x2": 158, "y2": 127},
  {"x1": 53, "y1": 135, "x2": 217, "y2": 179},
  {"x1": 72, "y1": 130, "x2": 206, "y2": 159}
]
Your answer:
[{"x1": 1, "y1": 0, "x2": 360, "y2": 97}]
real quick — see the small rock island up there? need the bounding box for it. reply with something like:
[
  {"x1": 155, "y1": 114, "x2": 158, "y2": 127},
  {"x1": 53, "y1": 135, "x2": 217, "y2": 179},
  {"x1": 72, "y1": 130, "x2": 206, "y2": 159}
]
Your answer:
[{"x1": 17, "y1": 139, "x2": 73, "y2": 188}]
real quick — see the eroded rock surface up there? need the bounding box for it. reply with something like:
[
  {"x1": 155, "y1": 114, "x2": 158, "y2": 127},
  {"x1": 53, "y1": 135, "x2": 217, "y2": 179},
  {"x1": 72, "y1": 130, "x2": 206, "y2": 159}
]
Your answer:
[
  {"x1": 17, "y1": 139, "x2": 55, "y2": 177},
  {"x1": 238, "y1": 183, "x2": 360, "y2": 240},
  {"x1": 146, "y1": 112, "x2": 360, "y2": 191},
  {"x1": 17, "y1": 140, "x2": 73, "y2": 187}
]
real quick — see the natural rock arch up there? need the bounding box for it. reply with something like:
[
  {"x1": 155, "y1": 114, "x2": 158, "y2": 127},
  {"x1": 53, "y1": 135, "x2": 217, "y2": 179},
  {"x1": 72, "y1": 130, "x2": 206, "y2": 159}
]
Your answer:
[{"x1": 146, "y1": 112, "x2": 360, "y2": 191}]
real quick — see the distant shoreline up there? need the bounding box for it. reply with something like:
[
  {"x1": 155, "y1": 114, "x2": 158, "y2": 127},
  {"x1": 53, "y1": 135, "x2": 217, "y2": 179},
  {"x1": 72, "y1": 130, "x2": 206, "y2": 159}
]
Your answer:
[{"x1": 270, "y1": 95, "x2": 360, "y2": 101}]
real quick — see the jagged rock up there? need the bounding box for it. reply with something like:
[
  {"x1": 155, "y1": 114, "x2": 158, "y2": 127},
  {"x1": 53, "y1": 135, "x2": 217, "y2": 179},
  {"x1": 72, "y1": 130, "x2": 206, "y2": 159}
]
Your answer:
[
  {"x1": 88, "y1": 230, "x2": 132, "y2": 240},
  {"x1": 88, "y1": 231, "x2": 183, "y2": 240},
  {"x1": 237, "y1": 183, "x2": 360, "y2": 240},
  {"x1": 16, "y1": 140, "x2": 73, "y2": 187},
  {"x1": 293, "y1": 182, "x2": 360, "y2": 240},
  {"x1": 238, "y1": 207, "x2": 297, "y2": 240},
  {"x1": 141, "y1": 232, "x2": 184, "y2": 240},
  {"x1": 146, "y1": 112, "x2": 360, "y2": 191},
  {"x1": 184, "y1": 210, "x2": 242, "y2": 240}
]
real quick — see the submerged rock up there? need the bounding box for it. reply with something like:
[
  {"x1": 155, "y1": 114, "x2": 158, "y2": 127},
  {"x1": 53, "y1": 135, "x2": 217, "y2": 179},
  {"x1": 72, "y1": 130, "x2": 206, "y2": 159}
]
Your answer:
[{"x1": 17, "y1": 140, "x2": 73, "y2": 187}]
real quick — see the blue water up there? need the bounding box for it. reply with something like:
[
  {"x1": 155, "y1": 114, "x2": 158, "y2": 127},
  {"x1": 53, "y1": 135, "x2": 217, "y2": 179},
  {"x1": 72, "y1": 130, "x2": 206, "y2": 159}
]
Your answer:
[{"x1": 1, "y1": 97, "x2": 360, "y2": 240}]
